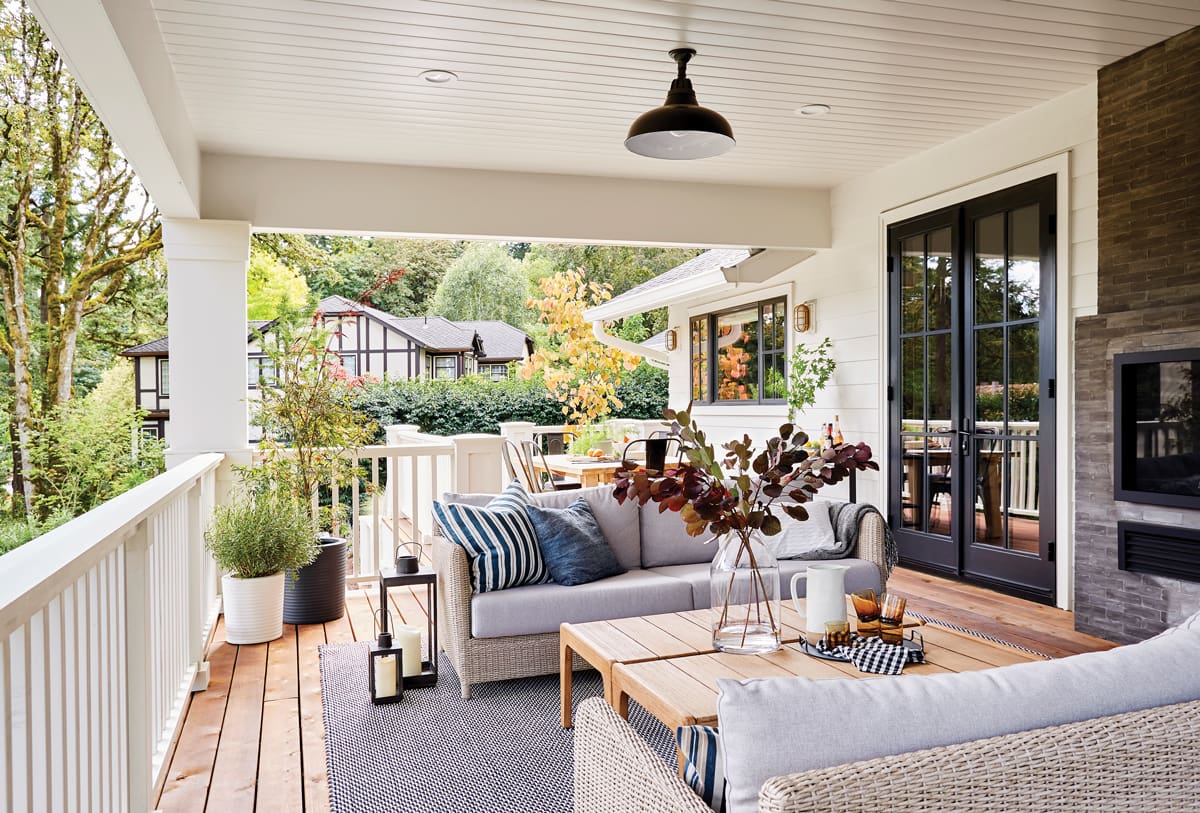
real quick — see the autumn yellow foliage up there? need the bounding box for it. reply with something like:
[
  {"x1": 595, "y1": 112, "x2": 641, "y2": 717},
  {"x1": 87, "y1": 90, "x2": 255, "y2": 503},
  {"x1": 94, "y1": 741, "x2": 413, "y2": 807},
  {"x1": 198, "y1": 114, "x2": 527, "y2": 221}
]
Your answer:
[{"x1": 521, "y1": 269, "x2": 640, "y2": 426}]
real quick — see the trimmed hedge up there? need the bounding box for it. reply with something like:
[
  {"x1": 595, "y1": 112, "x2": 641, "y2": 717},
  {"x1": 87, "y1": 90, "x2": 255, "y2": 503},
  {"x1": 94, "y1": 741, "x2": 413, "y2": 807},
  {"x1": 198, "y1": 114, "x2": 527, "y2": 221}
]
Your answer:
[{"x1": 352, "y1": 364, "x2": 668, "y2": 438}]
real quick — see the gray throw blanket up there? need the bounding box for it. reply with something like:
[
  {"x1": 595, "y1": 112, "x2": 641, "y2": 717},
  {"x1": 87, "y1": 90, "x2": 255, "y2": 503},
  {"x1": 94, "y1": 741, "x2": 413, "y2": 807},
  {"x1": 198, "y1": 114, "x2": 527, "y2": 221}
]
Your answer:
[{"x1": 804, "y1": 500, "x2": 899, "y2": 576}]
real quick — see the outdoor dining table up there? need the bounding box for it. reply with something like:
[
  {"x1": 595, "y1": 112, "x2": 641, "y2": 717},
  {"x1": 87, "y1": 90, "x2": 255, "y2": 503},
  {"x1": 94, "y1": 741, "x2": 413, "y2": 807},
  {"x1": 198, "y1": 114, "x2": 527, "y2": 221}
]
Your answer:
[{"x1": 531, "y1": 453, "x2": 627, "y2": 488}]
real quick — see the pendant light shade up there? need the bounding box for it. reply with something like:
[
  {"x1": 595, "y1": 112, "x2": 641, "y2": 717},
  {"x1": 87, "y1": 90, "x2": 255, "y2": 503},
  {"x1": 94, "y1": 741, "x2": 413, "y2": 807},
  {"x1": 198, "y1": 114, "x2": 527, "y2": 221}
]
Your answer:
[{"x1": 626, "y1": 48, "x2": 734, "y2": 160}]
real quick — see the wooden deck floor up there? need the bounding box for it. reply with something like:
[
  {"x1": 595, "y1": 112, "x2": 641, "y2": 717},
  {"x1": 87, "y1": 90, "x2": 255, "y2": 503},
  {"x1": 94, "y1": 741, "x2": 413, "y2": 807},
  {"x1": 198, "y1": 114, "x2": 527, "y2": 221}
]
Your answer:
[{"x1": 156, "y1": 567, "x2": 1114, "y2": 812}]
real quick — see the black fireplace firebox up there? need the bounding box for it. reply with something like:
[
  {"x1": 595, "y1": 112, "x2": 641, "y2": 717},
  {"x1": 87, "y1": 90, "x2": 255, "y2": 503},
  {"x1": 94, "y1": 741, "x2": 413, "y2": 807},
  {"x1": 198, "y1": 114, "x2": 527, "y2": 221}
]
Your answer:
[{"x1": 1113, "y1": 349, "x2": 1200, "y2": 510}]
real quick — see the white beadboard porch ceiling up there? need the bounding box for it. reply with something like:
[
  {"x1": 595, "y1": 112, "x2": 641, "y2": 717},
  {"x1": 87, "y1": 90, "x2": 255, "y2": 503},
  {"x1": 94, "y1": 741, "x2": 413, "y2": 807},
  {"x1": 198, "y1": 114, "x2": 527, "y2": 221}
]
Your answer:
[{"x1": 151, "y1": 0, "x2": 1200, "y2": 188}]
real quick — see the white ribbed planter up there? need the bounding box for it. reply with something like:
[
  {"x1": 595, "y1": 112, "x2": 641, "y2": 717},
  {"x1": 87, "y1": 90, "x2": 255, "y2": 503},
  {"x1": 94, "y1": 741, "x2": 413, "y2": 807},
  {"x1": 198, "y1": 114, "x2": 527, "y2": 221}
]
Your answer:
[{"x1": 222, "y1": 571, "x2": 285, "y2": 644}]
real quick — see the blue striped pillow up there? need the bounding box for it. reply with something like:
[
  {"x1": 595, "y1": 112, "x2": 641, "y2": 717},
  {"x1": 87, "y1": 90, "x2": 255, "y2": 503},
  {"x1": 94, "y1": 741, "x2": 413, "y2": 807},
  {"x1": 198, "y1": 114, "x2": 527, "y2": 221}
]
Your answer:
[
  {"x1": 677, "y1": 724, "x2": 726, "y2": 812},
  {"x1": 433, "y1": 481, "x2": 550, "y2": 593}
]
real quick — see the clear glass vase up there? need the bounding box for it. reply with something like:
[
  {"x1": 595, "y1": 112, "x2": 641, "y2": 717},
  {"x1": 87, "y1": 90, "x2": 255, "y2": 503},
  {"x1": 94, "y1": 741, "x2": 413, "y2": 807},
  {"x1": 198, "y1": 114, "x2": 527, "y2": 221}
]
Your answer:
[{"x1": 710, "y1": 530, "x2": 782, "y2": 654}]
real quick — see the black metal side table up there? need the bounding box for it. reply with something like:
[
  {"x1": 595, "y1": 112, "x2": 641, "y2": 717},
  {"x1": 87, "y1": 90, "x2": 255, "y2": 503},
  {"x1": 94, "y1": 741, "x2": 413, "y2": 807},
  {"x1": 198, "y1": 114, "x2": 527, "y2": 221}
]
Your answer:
[{"x1": 378, "y1": 567, "x2": 438, "y2": 687}]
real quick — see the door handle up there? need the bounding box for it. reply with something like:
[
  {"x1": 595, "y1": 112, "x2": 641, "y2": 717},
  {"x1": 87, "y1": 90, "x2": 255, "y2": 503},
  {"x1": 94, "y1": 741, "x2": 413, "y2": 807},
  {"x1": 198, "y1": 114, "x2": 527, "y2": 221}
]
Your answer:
[{"x1": 957, "y1": 430, "x2": 972, "y2": 456}]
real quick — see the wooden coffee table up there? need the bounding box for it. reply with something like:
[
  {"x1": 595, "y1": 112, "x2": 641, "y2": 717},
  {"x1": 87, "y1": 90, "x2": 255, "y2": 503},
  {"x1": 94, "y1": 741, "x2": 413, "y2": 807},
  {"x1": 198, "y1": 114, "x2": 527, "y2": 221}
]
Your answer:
[
  {"x1": 559, "y1": 607, "x2": 808, "y2": 727},
  {"x1": 609, "y1": 604, "x2": 1043, "y2": 731}
]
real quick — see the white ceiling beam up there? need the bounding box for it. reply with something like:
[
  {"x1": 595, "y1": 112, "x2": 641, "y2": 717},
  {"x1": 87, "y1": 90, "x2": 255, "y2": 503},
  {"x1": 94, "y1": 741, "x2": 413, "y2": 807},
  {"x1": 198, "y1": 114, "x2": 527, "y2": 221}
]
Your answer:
[
  {"x1": 200, "y1": 154, "x2": 831, "y2": 250},
  {"x1": 28, "y1": 0, "x2": 201, "y2": 218}
]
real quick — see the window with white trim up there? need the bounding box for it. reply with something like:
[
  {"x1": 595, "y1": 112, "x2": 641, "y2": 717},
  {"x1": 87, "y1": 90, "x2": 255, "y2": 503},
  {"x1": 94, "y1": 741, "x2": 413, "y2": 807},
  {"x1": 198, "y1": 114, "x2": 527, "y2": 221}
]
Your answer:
[{"x1": 689, "y1": 297, "x2": 787, "y2": 404}]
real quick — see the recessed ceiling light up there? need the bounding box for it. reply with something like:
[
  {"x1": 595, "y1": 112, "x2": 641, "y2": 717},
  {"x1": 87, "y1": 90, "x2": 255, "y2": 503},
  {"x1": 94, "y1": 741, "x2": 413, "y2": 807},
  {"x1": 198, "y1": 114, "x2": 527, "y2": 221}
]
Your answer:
[
  {"x1": 797, "y1": 103, "x2": 831, "y2": 116},
  {"x1": 419, "y1": 69, "x2": 458, "y2": 85}
]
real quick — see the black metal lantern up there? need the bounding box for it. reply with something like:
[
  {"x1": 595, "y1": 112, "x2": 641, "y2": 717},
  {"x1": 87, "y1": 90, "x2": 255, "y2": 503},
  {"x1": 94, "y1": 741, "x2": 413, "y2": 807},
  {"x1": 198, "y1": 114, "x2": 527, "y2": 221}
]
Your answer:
[
  {"x1": 379, "y1": 560, "x2": 439, "y2": 688},
  {"x1": 368, "y1": 623, "x2": 404, "y2": 704}
]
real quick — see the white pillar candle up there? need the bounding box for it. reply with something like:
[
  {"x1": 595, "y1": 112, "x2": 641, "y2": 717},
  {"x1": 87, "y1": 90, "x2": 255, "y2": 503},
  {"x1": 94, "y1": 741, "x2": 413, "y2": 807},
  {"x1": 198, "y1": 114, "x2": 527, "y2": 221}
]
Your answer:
[
  {"x1": 395, "y1": 625, "x2": 423, "y2": 677},
  {"x1": 373, "y1": 654, "x2": 398, "y2": 699}
]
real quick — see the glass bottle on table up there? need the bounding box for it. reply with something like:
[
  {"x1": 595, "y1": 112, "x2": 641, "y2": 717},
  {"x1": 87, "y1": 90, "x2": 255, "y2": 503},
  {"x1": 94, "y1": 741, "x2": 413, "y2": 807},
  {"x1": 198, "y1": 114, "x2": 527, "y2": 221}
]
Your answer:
[{"x1": 834, "y1": 415, "x2": 844, "y2": 446}]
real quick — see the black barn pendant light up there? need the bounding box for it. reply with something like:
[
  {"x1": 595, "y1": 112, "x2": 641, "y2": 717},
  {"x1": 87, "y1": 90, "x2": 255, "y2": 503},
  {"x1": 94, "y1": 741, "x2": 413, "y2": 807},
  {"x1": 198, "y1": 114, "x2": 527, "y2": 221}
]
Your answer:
[{"x1": 625, "y1": 48, "x2": 735, "y2": 160}]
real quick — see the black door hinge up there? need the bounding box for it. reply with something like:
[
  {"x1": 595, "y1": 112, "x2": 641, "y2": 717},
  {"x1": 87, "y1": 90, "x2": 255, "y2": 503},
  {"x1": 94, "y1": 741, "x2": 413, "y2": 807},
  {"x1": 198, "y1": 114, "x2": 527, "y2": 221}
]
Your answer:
[
  {"x1": 1047, "y1": 378, "x2": 1056, "y2": 399},
  {"x1": 1048, "y1": 214, "x2": 1057, "y2": 235},
  {"x1": 887, "y1": 255, "x2": 895, "y2": 273},
  {"x1": 1048, "y1": 541, "x2": 1056, "y2": 562},
  {"x1": 887, "y1": 384, "x2": 895, "y2": 401}
]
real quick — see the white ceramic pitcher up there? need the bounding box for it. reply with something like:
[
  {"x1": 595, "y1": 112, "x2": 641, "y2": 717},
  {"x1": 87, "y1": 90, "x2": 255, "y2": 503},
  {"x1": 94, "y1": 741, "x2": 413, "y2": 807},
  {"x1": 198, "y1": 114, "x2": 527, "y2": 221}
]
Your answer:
[{"x1": 790, "y1": 562, "x2": 850, "y2": 634}]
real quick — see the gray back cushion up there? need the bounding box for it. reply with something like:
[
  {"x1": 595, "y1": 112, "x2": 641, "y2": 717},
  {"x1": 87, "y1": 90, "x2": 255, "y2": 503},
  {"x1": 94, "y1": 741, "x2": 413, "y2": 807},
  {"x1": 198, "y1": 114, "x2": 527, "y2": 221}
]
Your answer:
[
  {"x1": 639, "y1": 504, "x2": 718, "y2": 567},
  {"x1": 442, "y1": 485, "x2": 642, "y2": 571},
  {"x1": 716, "y1": 610, "x2": 1200, "y2": 813},
  {"x1": 528, "y1": 485, "x2": 642, "y2": 571}
]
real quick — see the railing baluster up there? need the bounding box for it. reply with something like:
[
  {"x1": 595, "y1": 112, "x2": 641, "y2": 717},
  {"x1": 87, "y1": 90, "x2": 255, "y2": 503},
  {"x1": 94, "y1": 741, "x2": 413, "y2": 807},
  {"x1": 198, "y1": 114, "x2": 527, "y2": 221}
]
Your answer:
[
  {"x1": 371, "y1": 457, "x2": 381, "y2": 578},
  {"x1": 351, "y1": 466, "x2": 361, "y2": 579}
]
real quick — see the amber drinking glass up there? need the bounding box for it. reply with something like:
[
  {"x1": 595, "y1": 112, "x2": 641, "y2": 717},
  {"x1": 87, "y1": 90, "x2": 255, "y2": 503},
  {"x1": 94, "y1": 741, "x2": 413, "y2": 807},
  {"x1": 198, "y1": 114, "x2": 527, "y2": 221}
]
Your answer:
[
  {"x1": 879, "y1": 594, "x2": 908, "y2": 645},
  {"x1": 850, "y1": 589, "x2": 881, "y2": 638},
  {"x1": 824, "y1": 620, "x2": 851, "y2": 649}
]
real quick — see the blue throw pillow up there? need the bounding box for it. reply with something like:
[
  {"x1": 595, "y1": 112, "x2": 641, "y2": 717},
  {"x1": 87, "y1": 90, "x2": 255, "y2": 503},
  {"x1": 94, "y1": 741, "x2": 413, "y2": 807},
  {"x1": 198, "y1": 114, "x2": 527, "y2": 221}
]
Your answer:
[
  {"x1": 524, "y1": 498, "x2": 625, "y2": 586},
  {"x1": 678, "y1": 724, "x2": 726, "y2": 812},
  {"x1": 433, "y1": 481, "x2": 550, "y2": 593}
]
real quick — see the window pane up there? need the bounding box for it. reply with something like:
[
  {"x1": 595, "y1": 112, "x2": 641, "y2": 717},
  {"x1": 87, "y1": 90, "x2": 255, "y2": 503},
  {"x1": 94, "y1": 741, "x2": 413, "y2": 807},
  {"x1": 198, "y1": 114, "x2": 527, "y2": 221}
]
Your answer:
[
  {"x1": 159, "y1": 359, "x2": 169, "y2": 396},
  {"x1": 901, "y1": 236, "x2": 924, "y2": 333},
  {"x1": 974, "y1": 213, "x2": 1005, "y2": 325},
  {"x1": 764, "y1": 353, "x2": 785, "y2": 400},
  {"x1": 927, "y1": 227, "x2": 953, "y2": 331},
  {"x1": 1008, "y1": 324, "x2": 1039, "y2": 430},
  {"x1": 761, "y1": 303, "x2": 775, "y2": 352},
  {"x1": 975, "y1": 327, "x2": 1004, "y2": 425},
  {"x1": 691, "y1": 317, "x2": 709, "y2": 402},
  {"x1": 1008, "y1": 205, "x2": 1040, "y2": 320},
  {"x1": 902, "y1": 337, "x2": 924, "y2": 428},
  {"x1": 716, "y1": 307, "x2": 759, "y2": 401},
  {"x1": 773, "y1": 299, "x2": 787, "y2": 350},
  {"x1": 434, "y1": 356, "x2": 457, "y2": 380}
]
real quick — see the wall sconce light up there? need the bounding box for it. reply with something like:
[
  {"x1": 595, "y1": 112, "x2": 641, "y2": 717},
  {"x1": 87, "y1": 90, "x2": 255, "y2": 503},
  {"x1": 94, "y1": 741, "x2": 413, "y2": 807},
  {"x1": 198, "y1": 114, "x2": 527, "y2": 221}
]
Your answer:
[
  {"x1": 793, "y1": 302, "x2": 813, "y2": 333},
  {"x1": 664, "y1": 329, "x2": 678, "y2": 351}
]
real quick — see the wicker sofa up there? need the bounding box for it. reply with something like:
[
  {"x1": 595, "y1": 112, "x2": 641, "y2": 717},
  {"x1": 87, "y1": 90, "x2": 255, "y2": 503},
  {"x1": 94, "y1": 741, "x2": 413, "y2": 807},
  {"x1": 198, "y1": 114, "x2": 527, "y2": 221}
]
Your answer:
[
  {"x1": 432, "y1": 484, "x2": 889, "y2": 699},
  {"x1": 575, "y1": 609, "x2": 1200, "y2": 813}
]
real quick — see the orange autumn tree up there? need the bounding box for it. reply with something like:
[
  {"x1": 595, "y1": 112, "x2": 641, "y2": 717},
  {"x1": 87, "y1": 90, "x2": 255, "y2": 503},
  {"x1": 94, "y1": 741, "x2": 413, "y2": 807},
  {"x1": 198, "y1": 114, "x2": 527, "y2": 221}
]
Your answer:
[{"x1": 521, "y1": 268, "x2": 639, "y2": 426}]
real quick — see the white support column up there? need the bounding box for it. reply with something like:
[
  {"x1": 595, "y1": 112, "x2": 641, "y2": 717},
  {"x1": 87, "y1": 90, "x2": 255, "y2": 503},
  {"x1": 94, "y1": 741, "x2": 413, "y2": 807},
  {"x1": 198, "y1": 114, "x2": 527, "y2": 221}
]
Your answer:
[
  {"x1": 163, "y1": 219, "x2": 251, "y2": 468},
  {"x1": 449, "y1": 434, "x2": 504, "y2": 495}
]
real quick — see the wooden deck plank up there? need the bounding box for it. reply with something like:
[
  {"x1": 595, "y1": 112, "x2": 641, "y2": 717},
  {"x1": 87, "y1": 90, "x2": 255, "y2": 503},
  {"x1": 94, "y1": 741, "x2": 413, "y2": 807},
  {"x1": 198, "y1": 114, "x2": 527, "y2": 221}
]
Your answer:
[
  {"x1": 206, "y1": 637, "x2": 269, "y2": 812},
  {"x1": 256, "y1": 698, "x2": 304, "y2": 812},
  {"x1": 297, "y1": 624, "x2": 331, "y2": 813},
  {"x1": 345, "y1": 588, "x2": 379, "y2": 643},
  {"x1": 157, "y1": 619, "x2": 236, "y2": 812},
  {"x1": 264, "y1": 625, "x2": 299, "y2": 703}
]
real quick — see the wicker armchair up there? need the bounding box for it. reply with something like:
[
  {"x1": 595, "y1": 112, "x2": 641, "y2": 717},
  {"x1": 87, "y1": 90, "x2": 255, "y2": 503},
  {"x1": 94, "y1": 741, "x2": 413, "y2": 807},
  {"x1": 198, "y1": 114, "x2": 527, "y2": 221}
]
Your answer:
[
  {"x1": 432, "y1": 508, "x2": 889, "y2": 700},
  {"x1": 574, "y1": 697, "x2": 1200, "y2": 812}
]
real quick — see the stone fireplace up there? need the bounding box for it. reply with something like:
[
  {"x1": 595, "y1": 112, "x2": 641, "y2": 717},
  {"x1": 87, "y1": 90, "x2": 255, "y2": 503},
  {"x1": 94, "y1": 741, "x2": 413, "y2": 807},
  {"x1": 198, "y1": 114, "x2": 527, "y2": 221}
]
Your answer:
[{"x1": 1073, "y1": 26, "x2": 1200, "y2": 642}]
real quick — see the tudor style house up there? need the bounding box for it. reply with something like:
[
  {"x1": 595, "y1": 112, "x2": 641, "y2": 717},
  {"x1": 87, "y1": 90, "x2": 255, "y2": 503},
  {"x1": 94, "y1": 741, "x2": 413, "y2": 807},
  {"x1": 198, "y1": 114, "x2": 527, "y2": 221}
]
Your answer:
[{"x1": 122, "y1": 294, "x2": 533, "y2": 443}]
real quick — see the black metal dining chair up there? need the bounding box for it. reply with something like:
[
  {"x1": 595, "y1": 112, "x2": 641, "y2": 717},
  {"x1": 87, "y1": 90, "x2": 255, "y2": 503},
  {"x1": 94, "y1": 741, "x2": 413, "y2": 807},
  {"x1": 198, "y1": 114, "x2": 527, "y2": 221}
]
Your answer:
[{"x1": 520, "y1": 439, "x2": 582, "y2": 493}]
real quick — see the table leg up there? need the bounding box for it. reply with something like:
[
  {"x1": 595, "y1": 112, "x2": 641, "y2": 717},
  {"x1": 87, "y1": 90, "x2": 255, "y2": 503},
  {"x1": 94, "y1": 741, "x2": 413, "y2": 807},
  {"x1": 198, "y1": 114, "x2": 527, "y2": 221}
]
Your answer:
[
  {"x1": 982, "y1": 456, "x2": 1003, "y2": 544},
  {"x1": 560, "y1": 639, "x2": 574, "y2": 728},
  {"x1": 612, "y1": 685, "x2": 630, "y2": 720}
]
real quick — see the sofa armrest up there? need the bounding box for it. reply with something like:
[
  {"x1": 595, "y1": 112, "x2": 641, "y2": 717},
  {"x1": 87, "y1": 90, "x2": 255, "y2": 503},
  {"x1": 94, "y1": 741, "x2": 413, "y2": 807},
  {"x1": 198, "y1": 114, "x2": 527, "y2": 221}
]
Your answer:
[
  {"x1": 759, "y1": 699, "x2": 1200, "y2": 812},
  {"x1": 849, "y1": 510, "x2": 889, "y2": 592},
  {"x1": 432, "y1": 532, "x2": 473, "y2": 652},
  {"x1": 574, "y1": 698, "x2": 711, "y2": 813}
]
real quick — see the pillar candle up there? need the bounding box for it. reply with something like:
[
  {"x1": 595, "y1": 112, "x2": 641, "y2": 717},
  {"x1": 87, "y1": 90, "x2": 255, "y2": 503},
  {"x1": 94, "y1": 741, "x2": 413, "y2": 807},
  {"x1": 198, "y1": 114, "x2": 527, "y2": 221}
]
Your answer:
[
  {"x1": 395, "y1": 625, "x2": 423, "y2": 677},
  {"x1": 373, "y1": 654, "x2": 398, "y2": 699}
]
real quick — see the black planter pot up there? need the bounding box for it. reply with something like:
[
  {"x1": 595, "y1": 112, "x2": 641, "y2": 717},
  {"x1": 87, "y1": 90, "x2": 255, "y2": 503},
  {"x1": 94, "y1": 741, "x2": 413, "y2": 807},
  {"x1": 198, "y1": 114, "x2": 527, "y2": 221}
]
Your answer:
[{"x1": 283, "y1": 536, "x2": 347, "y2": 624}]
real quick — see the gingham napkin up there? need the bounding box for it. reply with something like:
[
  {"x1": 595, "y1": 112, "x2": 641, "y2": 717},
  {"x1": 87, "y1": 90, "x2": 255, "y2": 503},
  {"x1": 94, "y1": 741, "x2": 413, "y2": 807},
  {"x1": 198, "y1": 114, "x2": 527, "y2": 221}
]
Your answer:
[{"x1": 818, "y1": 634, "x2": 925, "y2": 675}]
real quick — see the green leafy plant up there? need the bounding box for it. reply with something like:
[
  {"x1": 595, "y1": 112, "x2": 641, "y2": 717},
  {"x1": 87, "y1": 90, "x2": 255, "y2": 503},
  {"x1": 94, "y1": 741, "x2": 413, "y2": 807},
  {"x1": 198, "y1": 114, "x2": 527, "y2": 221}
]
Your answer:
[
  {"x1": 205, "y1": 490, "x2": 319, "y2": 579},
  {"x1": 243, "y1": 302, "x2": 377, "y2": 529},
  {"x1": 569, "y1": 425, "x2": 610, "y2": 454},
  {"x1": 786, "y1": 337, "x2": 837, "y2": 421}
]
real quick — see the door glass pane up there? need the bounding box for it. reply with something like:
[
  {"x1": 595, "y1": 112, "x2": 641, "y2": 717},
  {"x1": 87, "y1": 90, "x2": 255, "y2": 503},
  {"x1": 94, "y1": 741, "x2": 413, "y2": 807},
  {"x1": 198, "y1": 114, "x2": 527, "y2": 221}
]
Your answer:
[
  {"x1": 974, "y1": 435, "x2": 1004, "y2": 546},
  {"x1": 927, "y1": 227, "x2": 953, "y2": 331},
  {"x1": 1006, "y1": 437, "x2": 1041, "y2": 554},
  {"x1": 715, "y1": 307, "x2": 759, "y2": 401},
  {"x1": 926, "y1": 436, "x2": 953, "y2": 537},
  {"x1": 1008, "y1": 324, "x2": 1039, "y2": 433},
  {"x1": 1008, "y1": 205, "x2": 1040, "y2": 320},
  {"x1": 902, "y1": 337, "x2": 925, "y2": 430},
  {"x1": 901, "y1": 236, "x2": 924, "y2": 333},
  {"x1": 929, "y1": 334, "x2": 952, "y2": 422},
  {"x1": 974, "y1": 214, "x2": 1005, "y2": 325},
  {"x1": 901, "y1": 437, "x2": 927, "y2": 532},
  {"x1": 975, "y1": 327, "x2": 1004, "y2": 426}
]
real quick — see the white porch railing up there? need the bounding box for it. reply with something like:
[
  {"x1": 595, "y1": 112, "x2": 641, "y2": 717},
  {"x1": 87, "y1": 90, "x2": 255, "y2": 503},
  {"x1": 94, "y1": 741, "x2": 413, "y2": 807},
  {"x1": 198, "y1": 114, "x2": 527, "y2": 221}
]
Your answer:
[{"x1": 0, "y1": 452, "x2": 223, "y2": 812}]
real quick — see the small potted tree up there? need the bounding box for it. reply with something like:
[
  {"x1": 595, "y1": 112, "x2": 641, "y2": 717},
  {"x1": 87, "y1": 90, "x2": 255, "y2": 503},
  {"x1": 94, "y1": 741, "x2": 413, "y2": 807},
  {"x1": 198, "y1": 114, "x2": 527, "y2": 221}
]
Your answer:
[
  {"x1": 206, "y1": 489, "x2": 318, "y2": 644},
  {"x1": 246, "y1": 302, "x2": 376, "y2": 624}
]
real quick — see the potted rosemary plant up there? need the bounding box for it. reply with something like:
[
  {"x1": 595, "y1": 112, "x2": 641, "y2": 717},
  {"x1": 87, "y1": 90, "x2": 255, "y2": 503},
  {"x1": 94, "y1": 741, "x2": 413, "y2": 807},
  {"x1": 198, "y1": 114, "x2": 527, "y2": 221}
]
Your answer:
[
  {"x1": 206, "y1": 489, "x2": 318, "y2": 644},
  {"x1": 615, "y1": 405, "x2": 876, "y2": 654}
]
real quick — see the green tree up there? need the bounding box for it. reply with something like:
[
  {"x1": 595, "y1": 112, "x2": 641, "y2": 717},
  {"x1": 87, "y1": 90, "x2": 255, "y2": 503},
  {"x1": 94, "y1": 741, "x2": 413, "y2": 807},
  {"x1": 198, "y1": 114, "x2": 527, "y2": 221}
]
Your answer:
[
  {"x1": 430, "y1": 242, "x2": 531, "y2": 326},
  {"x1": 0, "y1": 5, "x2": 163, "y2": 514},
  {"x1": 247, "y1": 248, "x2": 309, "y2": 319}
]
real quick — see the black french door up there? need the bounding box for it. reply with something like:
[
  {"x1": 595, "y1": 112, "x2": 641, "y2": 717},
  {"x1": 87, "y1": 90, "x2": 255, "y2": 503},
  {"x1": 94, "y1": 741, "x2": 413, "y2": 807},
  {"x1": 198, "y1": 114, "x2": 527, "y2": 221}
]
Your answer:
[{"x1": 887, "y1": 176, "x2": 1057, "y2": 604}]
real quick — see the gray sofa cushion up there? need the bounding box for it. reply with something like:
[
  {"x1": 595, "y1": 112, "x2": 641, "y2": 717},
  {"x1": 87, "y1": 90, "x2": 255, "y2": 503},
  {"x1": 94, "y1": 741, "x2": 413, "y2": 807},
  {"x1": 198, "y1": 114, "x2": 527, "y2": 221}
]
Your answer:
[
  {"x1": 649, "y1": 558, "x2": 882, "y2": 610},
  {"x1": 470, "y1": 569, "x2": 695, "y2": 638},
  {"x1": 443, "y1": 484, "x2": 642, "y2": 572},
  {"x1": 716, "y1": 610, "x2": 1200, "y2": 813},
  {"x1": 639, "y1": 504, "x2": 717, "y2": 567}
]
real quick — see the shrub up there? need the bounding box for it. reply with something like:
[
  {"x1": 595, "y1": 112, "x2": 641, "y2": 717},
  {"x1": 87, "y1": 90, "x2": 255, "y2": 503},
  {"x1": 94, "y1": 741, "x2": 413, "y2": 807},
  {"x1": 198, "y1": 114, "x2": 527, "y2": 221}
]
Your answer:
[
  {"x1": 975, "y1": 383, "x2": 1040, "y2": 423},
  {"x1": 205, "y1": 490, "x2": 318, "y2": 579},
  {"x1": 0, "y1": 509, "x2": 73, "y2": 556},
  {"x1": 352, "y1": 362, "x2": 668, "y2": 437}
]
